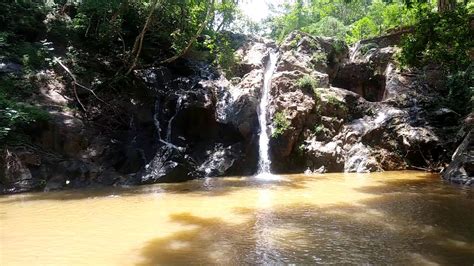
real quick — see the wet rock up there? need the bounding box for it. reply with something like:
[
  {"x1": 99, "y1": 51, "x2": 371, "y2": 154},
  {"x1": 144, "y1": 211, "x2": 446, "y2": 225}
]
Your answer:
[
  {"x1": 332, "y1": 62, "x2": 386, "y2": 102},
  {"x1": 0, "y1": 30, "x2": 463, "y2": 193},
  {"x1": 31, "y1": 111, "x2": 89, "y2": 157},
  {"x1": 0, "y1": 61, "x2": 22, "y2": 75},
  {"x1": 303, "y1": 139, "x2": 345, "y2": 172},
  {"x1": 344, "y1": 143, "x2": 382, "y2": 173},
  {"x1": 423, "y1": 64, "x2": 447, "y2": 91},
  {"x1": 429, "y1": 108, "x2": 461, "y2": 127},
  {"x1": 96, "y1": 169, "x2": 120, "y2": 186},
  {"x1": 279, "y1": 31, "x2": 348, "y2": 79},
  {"x1": 138, "y1": 145, "x2": 196, "y2": 184},
  {"x1": 197, "y1": 143, "x2": 243, "y2": 177},
  {"x1": 236, "y1": 42, "x2": 269, "y2": 75},
  {"x1": 44, "y1": 176, "x2": 65, "y2": 192},
  {"x1": 442, "y1": 130, "x2": 474, "y2": 185},
  {"x1": 267, "y1": 32, "x2": 349, "y2": 168},
  {"x1": 0, "y1": 150, "x2": 39, "y2": 193},
  {"x1": 286, "y1": 29, "x2": 454, "y2": 174},
  {"x1": 134, "y1": 67, "x2": 173, "y2": 88},
  {"x1": 268, "y1": 73, "x2": 316, "y2": 160},
  {"x1": 227, "y1": 69, "x2": 263, "y2": 138}
]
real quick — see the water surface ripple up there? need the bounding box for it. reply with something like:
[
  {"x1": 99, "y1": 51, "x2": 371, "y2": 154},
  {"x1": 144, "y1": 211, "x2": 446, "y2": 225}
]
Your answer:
[{"x1": 0, "y1": 171, "x2": 473, "y2": 265}]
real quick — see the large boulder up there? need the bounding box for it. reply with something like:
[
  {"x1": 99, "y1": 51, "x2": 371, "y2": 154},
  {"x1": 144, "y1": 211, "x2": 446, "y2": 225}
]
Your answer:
[
  {"x1": 278, "y1": 31, "x2": 348, "y2": 80},
  {"x1": 225, "y1": 69, "x2": 264, "y2": 138},
  {"x1": 266, "y1": 32, "x2": 349, "y2": 170},
  {"x1": 442, "y1": 129, "x2": 474, "y2": 185}
]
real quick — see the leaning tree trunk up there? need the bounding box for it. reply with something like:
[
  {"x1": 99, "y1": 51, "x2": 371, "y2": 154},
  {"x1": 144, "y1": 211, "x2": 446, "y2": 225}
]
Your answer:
[
  {"x1": 159, "y1": 0, "x2": 215, "y2": 64},
  {"x1": 126, "y1": 0, "x2": 160, "y2": 75},
  {"x1": 437, "y1": 0, "x2": 456, "y2": 13}
]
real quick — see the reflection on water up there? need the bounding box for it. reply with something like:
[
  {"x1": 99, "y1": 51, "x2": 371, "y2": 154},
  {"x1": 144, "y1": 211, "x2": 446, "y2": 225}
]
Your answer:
[{"x1": 0, "y1": 171, "x2": 473, "y2": 265}]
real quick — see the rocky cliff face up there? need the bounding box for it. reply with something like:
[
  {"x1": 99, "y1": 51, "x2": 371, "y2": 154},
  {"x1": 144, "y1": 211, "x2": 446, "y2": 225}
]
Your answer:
[
  {"x1": 0, "y1": 31, "x2": 468, "y2": 194},
  {"x1": 265, "y1": 31, "x2": 462, "y2": 175}
]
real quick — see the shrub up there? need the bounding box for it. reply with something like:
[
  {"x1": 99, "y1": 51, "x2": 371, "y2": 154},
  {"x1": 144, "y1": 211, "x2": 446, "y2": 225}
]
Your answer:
[
  {"x1": 445, "y1": 67, "x2": 474, "y2": 116},
  {"x1": 311, "y1": 51, "x2": 327, "y2": 65},
  {"x1": 346, "y1": 17, "x2": 378, "y2": 44},
  {"x1": 332, "y1": 40, "x2": 347, "y2": 54},
  {"x1": 297, "y1": 75, "x2": 318, "y2": 92},
  {"x1": 0, "y1": 95, "x2": 49, "y2": 142},
  {"x1": 327, "y1": 95, "x2": 348, "y2": 112},
  {"x1": 0, "y1": 76, "x2": 49, "y2": 142},
  {"x1": 272, "y1": 111, "x2": 291, "y2": 138}
]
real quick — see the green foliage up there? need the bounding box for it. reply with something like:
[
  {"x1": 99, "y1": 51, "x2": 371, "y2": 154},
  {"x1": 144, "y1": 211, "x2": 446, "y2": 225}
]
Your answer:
[
  {"x1": 445, "y1": 67, "x2": 474, "y2": 115},
  {"x1": 399, "y1": 6, "x2": 473, "y2": 72},
  {"x1": 327, "y1": 95, "x2": 347, "y2": 112},
  {"x1": 398, "y1": 5, "x2": 473, "y2": 116},
  {"x1": 0, "y1": 77, "x2": 49, "y2": 142},
  {"x1": 302, "y1": 16, "x2": 347, "y2": 40},
  {"x1": 311, "y1": 51, "x2": 327, "y2": 65},
  {"x1": 346, "y1": 17, "x2": 378, "y2": 44},
  {"x1": 331, "y1": 39, "x2": 347, "y2": 54},
  {"x1": 272, "y1": 111, "x2": 291, "y2": 138},
  {"x1": 39, "y1": 0, "x2": 240, "y2": 66},
  {"x1": 297, "y1": 75, "x2": 318, "y2": 92},
  {"x1": 266, "y1": 0, "x2": 421, "y2": 43},
  {"x1": 0, "y1": 1, "x2": 48, "y2": 41},
  {"x1": 203, "y1": 33, "x2": 239, "y2": 77},
  {"x1": 313, "y1": 124, "x2": 325, "y2": 135}
]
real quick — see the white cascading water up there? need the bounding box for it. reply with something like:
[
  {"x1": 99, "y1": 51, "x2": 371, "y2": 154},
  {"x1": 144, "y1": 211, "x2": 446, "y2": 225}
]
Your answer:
[
  {"x1": 257, "y1": 51, "x2": 279, "y2": 178},
  {"x1": 166, "y1": 96, "x2": 183, "y2": 143}
]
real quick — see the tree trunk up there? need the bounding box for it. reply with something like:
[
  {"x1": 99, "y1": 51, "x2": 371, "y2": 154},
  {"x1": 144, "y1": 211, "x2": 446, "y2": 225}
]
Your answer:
[
  {"x1": 437, "y1": 0, "x2": 456, "y2": 13},
  {"x1": 159, "y1": 0, "x2": 215, "y2": 64},
  {"x1": 126, "y1": 0, "x2": 160, "y2": 75}
]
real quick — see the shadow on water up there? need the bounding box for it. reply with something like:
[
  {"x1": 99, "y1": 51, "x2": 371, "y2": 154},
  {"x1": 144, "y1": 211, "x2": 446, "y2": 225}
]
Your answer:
[
  {"x1": 136, "y1": 176, "x2": 474, "y2": 265},
  {"x1": 0, "y1": 175, "x2": 313, "y2": 203},
  {"x1": 2, "y1": 171, "x2": 473, "y2": 264},
  {"x1": 354, "y1": 177, "x2": 474, "y2": 253}
]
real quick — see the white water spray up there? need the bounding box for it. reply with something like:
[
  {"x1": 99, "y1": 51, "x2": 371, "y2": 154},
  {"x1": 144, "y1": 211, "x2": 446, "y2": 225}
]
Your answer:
[{"x1": 257, "y1": 51, "x2": 279, "y2": 178}]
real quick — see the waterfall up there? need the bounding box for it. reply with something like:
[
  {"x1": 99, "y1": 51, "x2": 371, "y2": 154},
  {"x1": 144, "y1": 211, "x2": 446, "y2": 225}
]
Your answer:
[
  {"x1": 153, "y1": 98, "x2": 163, "y2": 140},
  {"x1": 153, "y1": 97, "x2": 183, "y2": 151},
  {"x1": 166, "y1": 96, "x2": 183, "y2": 143},
  {"x1": 257, "y1": 51, "x2": 279, "y2": 176}
]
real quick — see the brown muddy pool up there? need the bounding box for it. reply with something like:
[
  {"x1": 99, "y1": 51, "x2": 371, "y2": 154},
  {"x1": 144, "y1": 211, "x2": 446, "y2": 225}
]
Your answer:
[{"x1": 1, "y1": 171, "x2": 473, "y2": 265}]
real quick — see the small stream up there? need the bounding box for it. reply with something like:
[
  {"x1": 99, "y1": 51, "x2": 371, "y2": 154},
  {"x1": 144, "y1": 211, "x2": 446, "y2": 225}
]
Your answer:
[{"x1": 1, "y1": 171, "x2": 473, "y2": 265}]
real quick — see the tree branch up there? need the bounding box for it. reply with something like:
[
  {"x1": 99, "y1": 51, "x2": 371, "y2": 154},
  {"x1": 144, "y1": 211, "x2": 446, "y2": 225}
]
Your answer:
[
  {"x1": 159, "y1": 0, "x2": 215, "y2": 64},
  {"x1": 126, "y1": 0, "x2": 160, "y2": 75},
  {"x1": 54, "y1": 57, "x2": 107, "y2": 111}
]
